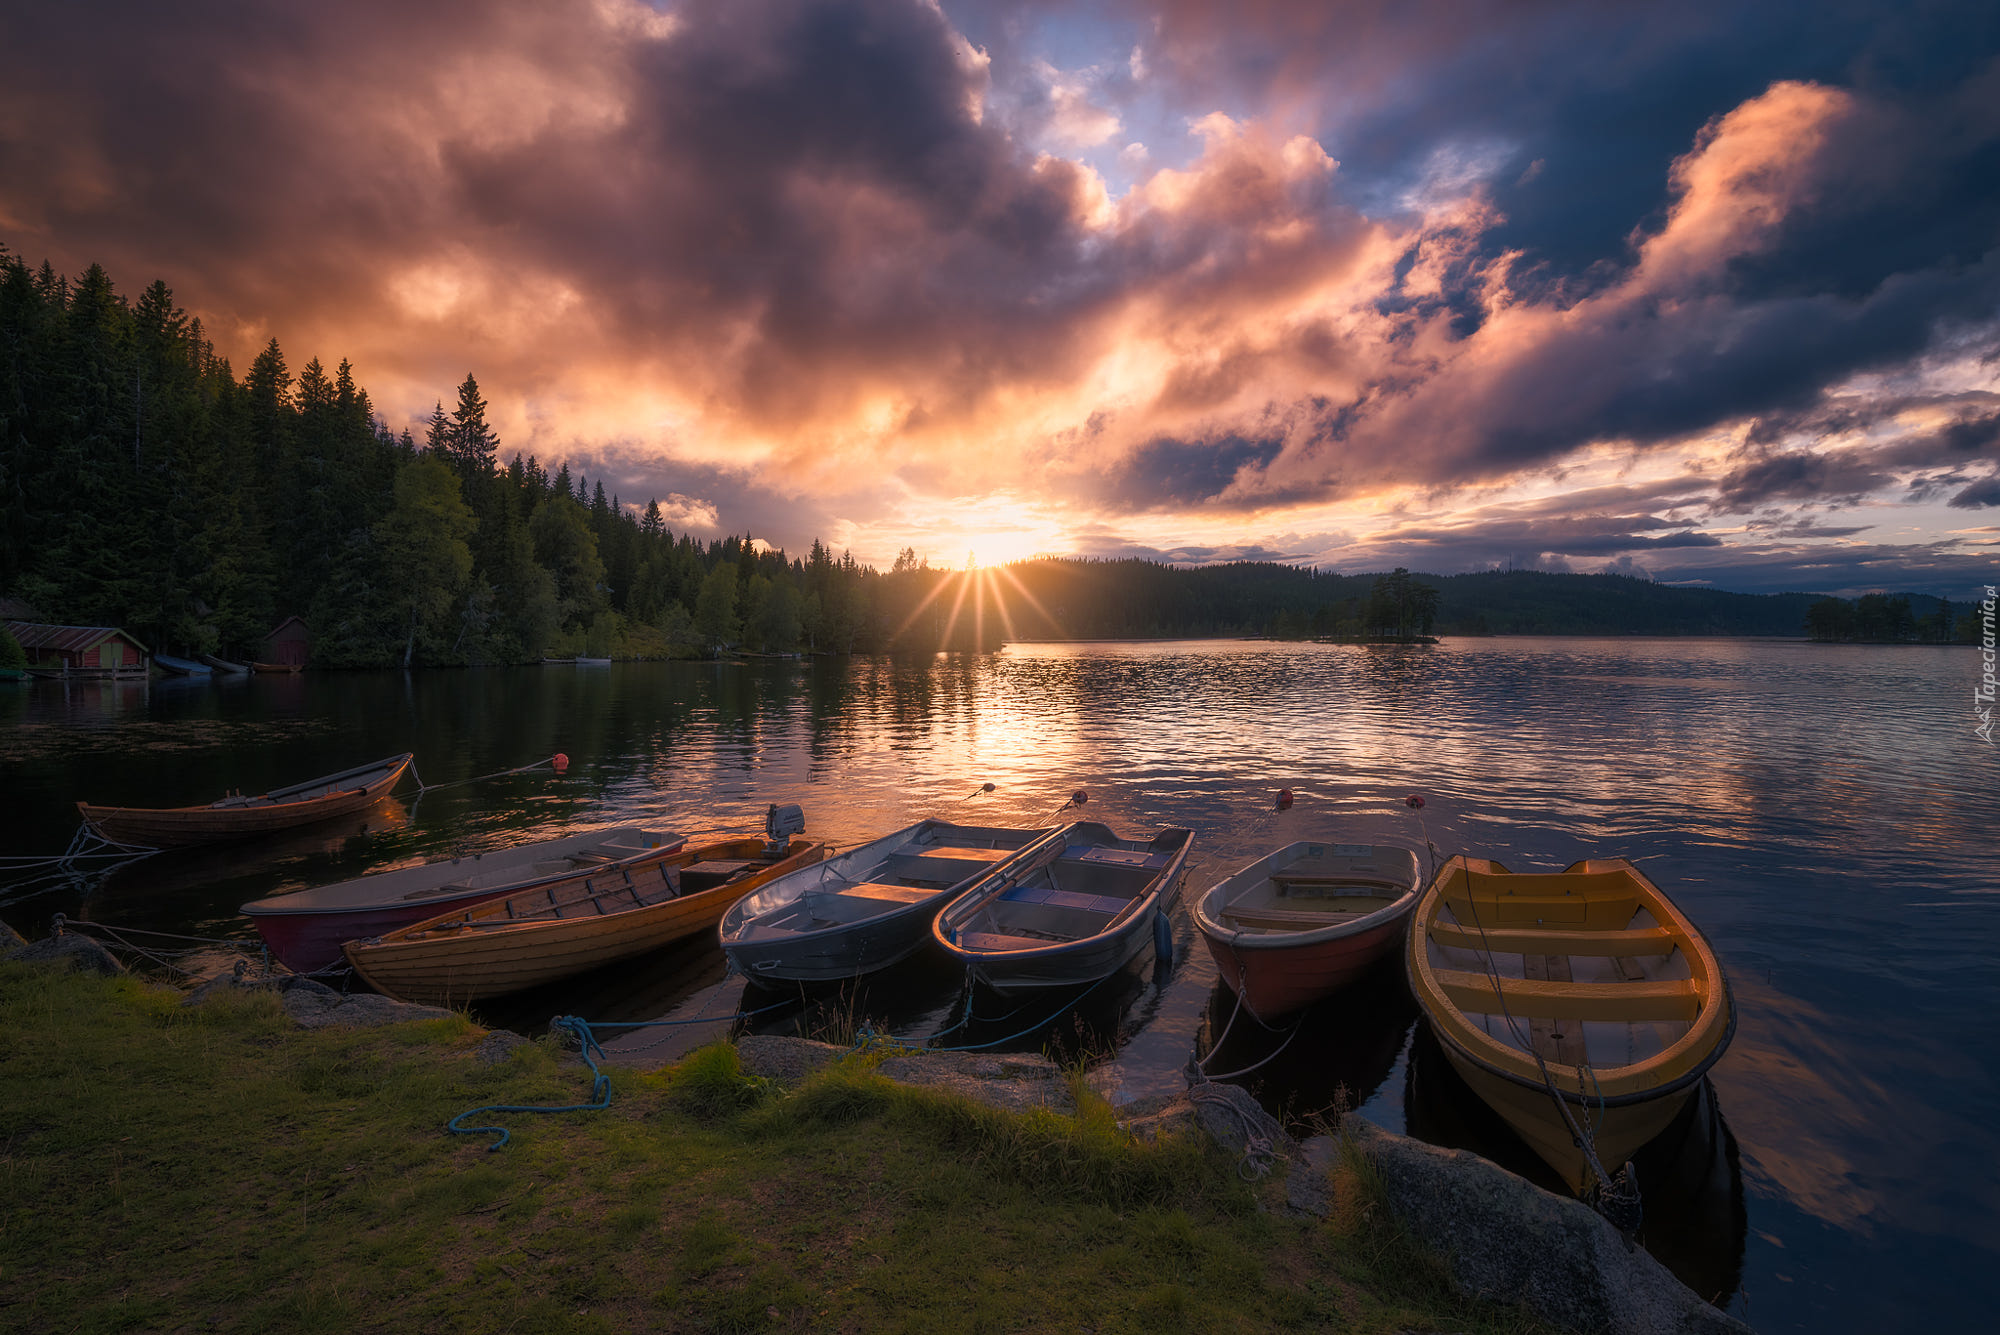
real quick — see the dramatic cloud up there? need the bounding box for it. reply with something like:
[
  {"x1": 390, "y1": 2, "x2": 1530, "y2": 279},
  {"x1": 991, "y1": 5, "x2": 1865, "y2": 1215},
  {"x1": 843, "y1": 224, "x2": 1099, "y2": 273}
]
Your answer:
[{"x1": 2, "y1": 0, "x2": 1995, "y2": 591}]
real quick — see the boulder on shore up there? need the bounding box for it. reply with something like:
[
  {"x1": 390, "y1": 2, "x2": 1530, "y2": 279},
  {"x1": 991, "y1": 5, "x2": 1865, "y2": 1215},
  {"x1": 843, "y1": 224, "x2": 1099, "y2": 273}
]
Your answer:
[
  {"x1": 2, "y1": 930, "x2": 125, "y2": 977},
  {"x1": 1341, "y1": 1116, "x2": 1752, "y2": 1335},
  {"x1": 182, "y1": 968, "x2": 454, "y2": 1028}
]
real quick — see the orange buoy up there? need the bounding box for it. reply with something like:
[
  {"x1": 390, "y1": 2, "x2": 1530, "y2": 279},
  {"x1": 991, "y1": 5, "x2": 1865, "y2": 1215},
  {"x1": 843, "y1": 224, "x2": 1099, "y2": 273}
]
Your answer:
[
  {"x1": 1275, "y1": 788, "x2": 1295, "y2": 811},
  {"x1": 552, "y1": 753, "x2": 570, "y2": 775}
]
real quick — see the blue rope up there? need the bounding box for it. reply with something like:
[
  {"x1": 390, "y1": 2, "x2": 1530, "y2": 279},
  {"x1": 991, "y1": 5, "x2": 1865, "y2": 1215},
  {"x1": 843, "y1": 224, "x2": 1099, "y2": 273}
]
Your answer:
[
  {"x1": 443, "y1": 999, "x2": 800, "y2": 1149},
  {"x1": 447, "y1": 1016, "x2": 609, "y2": 1152}
]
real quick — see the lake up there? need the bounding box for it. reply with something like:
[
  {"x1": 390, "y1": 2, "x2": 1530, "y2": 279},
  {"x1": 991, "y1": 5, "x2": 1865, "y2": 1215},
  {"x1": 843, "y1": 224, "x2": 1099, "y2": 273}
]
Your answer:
[{"x1": 1, "y1": 637, "x2": 1991, "y2": 1331}]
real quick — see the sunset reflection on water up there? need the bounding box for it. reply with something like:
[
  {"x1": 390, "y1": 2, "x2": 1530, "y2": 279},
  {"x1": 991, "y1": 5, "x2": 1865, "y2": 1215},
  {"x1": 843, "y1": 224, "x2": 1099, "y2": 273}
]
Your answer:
[{"x1": 0, "y1": 635, "x2": 1992, "y2": 1332}]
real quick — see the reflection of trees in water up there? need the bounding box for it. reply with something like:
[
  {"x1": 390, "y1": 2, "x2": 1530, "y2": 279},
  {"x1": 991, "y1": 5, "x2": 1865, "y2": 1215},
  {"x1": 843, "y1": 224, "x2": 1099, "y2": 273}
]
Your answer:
[
  {"x1": 1193, "y1": 956, "x2": 1418, "y2": 1131},
  {"x1": 1403, "y1": 1021, "x2": 1746, "y2": 1308}
]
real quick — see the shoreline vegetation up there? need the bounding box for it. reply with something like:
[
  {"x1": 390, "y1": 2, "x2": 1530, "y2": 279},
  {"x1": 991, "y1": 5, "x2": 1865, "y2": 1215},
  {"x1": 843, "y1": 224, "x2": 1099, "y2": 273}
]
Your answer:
[
  {"x1": 0, "y1": 249, "x2": 1977, "y2": 671},
  {"x1": 0, "y1": 953, "x2": 1560, "y2": 1335}
]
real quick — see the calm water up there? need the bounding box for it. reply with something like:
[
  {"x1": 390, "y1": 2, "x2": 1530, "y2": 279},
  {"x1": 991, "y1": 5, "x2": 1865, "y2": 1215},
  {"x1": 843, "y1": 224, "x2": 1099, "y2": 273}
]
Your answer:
[{"x1": 1, "y1": 638, "x2": 1992, "y2": 1331}]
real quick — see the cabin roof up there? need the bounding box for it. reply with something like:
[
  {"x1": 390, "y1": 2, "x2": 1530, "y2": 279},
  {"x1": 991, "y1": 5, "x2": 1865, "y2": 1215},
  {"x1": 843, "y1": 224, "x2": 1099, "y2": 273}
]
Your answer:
[
  {"x1": 265, "y1": 615, "x2": 309, "y2": 638},
  {"x1": 3, "y1": 621, "x2": 149, "y2": 654}
]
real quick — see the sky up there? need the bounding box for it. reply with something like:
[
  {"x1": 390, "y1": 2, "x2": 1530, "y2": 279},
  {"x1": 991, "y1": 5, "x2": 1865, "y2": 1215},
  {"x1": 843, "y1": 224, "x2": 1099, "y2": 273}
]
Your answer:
[{"x1": 3, "y1": 0, "x2": 1998, "y2": 597}]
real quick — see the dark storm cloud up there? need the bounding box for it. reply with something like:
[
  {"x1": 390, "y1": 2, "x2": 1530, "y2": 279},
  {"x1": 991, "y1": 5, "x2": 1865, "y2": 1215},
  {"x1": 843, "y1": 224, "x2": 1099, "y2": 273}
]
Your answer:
[
  {"x1": 1948, "y1": 473, "x2": 2000, "y2": 508},
  {"x1": 1087, "y1": 433, "x2": 1286, "y2": 509},
  {"x1": 1715, "y1": 450, "x2": 1889, "y2": 509}
]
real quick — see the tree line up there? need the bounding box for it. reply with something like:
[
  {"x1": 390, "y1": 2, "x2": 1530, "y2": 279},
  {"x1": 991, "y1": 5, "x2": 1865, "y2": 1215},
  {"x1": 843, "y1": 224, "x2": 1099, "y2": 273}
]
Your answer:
[
  {"x1": 0, "y1": 248, "x2": 991, "y2": 664},
  {"x1": 1802, "y1": 593, "x2": 1973, "y2": 643}
]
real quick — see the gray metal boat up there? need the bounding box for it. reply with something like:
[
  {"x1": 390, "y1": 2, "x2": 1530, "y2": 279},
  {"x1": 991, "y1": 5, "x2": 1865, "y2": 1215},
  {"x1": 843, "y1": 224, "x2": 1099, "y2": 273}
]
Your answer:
[
  {"x1": 718, "y1": 819, "x2": 1059, "y2": 981},
  {"x1": 933, "y1": 821, "x2": 1194, "y2": 994}
]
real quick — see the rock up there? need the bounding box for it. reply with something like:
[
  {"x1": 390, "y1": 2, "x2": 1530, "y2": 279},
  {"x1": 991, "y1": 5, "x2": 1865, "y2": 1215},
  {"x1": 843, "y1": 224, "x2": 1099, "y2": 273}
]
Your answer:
[
  {"x1": 475, "y1": 1030, "x2": 532, "y2": 1065},
  {"x1": 3, "y1": 931, "x2": 125, "y2": 976},
  {"x1": 1286, "y1": 1134, "x2": 1340, "y2": 1218},
  {"x1": 1, "y1": 918, "x2": 28, "y2": 949},
  {"x1": 1119, "y1": 1095, "x2": 1201, "y2": 1143},
  {"x1": 735, "y1": 1035, "x2": 846, "y2": 1085},
  {"x1": 291, "y1": 991, "x2": 452, "y2": 1030},
  {"x1": 874, "y1": 1050, "x2": 1075, "y2": 1115},
  {"x1": 1344, "y1": 1117, "x2": 1752, "y2": 1335},
  {"x1": 1187, "y1": 1081, "x2": 1296, "y2": 1165}
]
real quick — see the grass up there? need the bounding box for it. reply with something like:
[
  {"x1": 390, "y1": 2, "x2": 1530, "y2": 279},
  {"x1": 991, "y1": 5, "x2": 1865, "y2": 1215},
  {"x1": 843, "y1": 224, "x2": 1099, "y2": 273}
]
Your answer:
[{"x1": 0, "y1": 960, "x2": 1554, "y2": 1333}]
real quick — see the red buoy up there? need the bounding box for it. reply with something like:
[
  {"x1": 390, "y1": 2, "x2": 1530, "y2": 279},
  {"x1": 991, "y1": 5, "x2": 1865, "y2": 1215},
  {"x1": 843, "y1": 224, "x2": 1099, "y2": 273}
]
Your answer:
[
  {"x1": 1405, "y1": 793, "x2": 1425, "y2": 809},
  {"x1": 1275, "y1": 788, "x2": 1295, "y2": 811},
  {"x1": 552, "y1": 753, "x2": 570, "y2": 775},
  {"x1": 1071, "y1": 788, "x2": 1089, "y2": 807}
]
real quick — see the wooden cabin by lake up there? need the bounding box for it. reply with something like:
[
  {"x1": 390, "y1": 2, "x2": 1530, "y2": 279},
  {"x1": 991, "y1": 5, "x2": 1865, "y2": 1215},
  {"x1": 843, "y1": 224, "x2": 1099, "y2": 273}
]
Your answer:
[
  {"x1": 258, "y1": 616, "x2": 311, "y2": 670},
  {"x1": 3, "y1": 622, "x2": 150, "y2": 678}
]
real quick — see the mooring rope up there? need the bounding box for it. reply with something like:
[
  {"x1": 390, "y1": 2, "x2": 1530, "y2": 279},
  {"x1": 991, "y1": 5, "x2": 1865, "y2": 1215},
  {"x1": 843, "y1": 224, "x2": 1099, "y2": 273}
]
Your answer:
[{"x1": 408, "y1": 754, "x2": 567, "y2": 796}]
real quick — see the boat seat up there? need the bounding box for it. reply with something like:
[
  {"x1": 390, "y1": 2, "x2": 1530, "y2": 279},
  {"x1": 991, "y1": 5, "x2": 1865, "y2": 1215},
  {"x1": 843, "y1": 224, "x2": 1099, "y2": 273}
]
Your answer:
[
  {"x1": 907, "y1": 845, "x2": 1013, "y2": 863},
  {"x1": 1272, "y1": 875, "x2": 1405, "y2": 895},
  {"x1": 1221, "y1": 905, "x2": 1364, "y2": 930},
  {"x1": 999, "y1": 885, "x2": 1131, "y2": 916},
  {"x1": 828, "y1": 881, "x2": 936, "y2": 905},
  {"x1": 1432, "y1": 968, "x2": 1702, "y2": 1021},
  {"x1": 1426, "y1": 923, "x2": 1677, "y2": 956},
  {"x1": 1063, "y1": 847, "x2": 1170, "y2": 870},
  {"x1": 950, "y1": 930, "x2": 1047, "y2": 953}
]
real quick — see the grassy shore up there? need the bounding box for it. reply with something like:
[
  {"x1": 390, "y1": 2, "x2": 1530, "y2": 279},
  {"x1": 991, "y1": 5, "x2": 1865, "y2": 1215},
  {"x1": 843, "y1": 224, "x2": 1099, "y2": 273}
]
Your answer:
[{"x1": 0, "y1": 961, "x2": 1553, "y2": 1334}]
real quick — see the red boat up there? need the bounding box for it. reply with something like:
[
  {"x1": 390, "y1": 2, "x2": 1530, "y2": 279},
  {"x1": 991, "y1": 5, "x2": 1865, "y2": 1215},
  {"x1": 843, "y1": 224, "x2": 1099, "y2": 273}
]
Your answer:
[
  {"x1": 241, "y1": 826, "x2": 684, "y2": 973},
  {"x1": 1193, "y1": 840, "x2": 1422, "y2": 1021},
  {"x1": 77, "y1": 753, "x2": 413, "y2": 847}
]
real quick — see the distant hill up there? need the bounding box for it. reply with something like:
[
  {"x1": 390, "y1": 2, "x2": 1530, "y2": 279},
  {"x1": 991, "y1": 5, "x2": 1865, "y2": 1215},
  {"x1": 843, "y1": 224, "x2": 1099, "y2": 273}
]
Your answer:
[{"x1": 995, "y1": 560, "x2": 1833, "y2": 639}]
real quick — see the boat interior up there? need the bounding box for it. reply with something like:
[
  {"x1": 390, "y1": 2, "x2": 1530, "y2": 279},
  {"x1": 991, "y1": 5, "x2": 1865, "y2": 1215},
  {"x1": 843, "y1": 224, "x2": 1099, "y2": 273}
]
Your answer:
[
  {"x1": 1217, "y1": 845, "x2": 1414, "y2": 934},
  {"x1": 736, "y1": 823, "x2": 1045, "y2": 937},
  {"x1": 409, "y1": 841, "x2": 791, "y2": 934},
  {"x1": 207, "y1": 756, "x2": 406, "y2": 809},
  {"x1": 1423, "y1": 865, "x2": 1698, "y2": 1071},
  {"x1": 948, "y1": 828, "x2": 1188, "y2": 950}
]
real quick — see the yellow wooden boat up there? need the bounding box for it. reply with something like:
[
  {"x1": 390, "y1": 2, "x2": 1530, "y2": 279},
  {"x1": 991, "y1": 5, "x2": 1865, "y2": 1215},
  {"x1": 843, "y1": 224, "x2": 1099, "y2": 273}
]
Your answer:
[
  {"x1": 1405, "y1": 855, "x2": 1735, "y2": 1194},
  {"x1": 346, "y1": 832, "x2": 826, "y2": 1005}
]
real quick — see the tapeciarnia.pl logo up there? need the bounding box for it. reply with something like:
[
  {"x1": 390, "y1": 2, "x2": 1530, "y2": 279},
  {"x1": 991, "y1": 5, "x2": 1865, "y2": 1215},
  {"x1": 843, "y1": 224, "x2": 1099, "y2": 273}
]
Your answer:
[{"x1": 1977, "y1": 585, "x2": 1996, "y2": 744}]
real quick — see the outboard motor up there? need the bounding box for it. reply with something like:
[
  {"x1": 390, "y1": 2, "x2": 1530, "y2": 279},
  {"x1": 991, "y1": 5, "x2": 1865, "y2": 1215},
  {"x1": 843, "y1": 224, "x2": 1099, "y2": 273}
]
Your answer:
[{"x1": 764, "y1": 803, "x2": 806, "y2": 854}]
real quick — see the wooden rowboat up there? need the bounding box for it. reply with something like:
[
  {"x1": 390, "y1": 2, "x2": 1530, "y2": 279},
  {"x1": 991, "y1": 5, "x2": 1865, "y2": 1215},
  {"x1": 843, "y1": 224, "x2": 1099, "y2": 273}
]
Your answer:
[
  {"x1": 1193, "y1": 840, "x2": 1421, "y2": 1020},
  {"x1": 242, "y1": 826, "x2": 684, "y2": 973},
  {"x1": 934, "y1": 822, "x2": 1194, "y2": 995},
  {"x1": 77, "y1": 753, "x2": 414, "y2": 847},
  {"x1": 1406, "y1": 855, "x2": 1735, "y2": 1194},
  {"x1": 250, "y1": 661, "x2": 303, "y2": 674},
  {"x1": 719, "y1": 820, "x2": 1058, "y2": 982},
  {"x1": 346, "y1": 833, "x2": 827, "y2": 1004}
]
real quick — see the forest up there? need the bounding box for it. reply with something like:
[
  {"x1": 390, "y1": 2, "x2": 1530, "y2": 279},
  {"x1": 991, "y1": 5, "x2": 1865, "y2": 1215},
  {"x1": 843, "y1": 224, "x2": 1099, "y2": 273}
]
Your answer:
[{"x1": 2, "y1": 249, "x2": 1978, "y2": 666}]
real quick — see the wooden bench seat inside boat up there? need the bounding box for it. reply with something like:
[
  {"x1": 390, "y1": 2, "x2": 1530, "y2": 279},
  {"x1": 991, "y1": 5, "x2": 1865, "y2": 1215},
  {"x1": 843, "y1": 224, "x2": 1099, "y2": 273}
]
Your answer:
[
  {"x1": 1425, "y1": 922, "x2": 1677, "y2": 955},
  {"x1": 1221, "y1": 903, "x2": 1377, "y2": 931},
  {"x1": 1271, "y1": 875, "x2": 1406, "y2": 897},
  {"x1": 1432, "y1": 968, "x2": 1701, "y2": 1021},
  {"x1": 999, "y1": 884, "x2": 1132, "y2": 916},
  {"x1": 952, "y1": 930, "x2": 1054, "y2": 953},
  {"x1": 829, "y1": 881, "x2": 937, "y2": 905}
]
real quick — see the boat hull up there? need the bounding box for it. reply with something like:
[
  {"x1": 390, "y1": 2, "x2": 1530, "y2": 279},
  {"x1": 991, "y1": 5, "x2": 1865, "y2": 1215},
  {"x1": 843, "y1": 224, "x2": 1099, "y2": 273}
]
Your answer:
[
  {"x1": 1431, "y1": 1031, "x2": 1699, "y2": 1191},
  {"x1": 78, "y1": 753, "x2": 413, "y2": 847},
  {"x1": 1405, "y1": 854, "x2": 1735, "y2": 1194},
  {"x1": 1193, "y1": 840, "x2": 1422, "y2": 1019},
  {"x1": 719, "y1": 821, "x2": 1057, "y2": 983},
  {"x1": 243, "y1": 826, "x2": 684, "y2": 972},
  {"x1": 347, "y1": 837, "x2": 827, "y2": 1004},
  {"x1": 1204, "y1": 918, "x2": 1407, "y2": 1017},
  {"x1": 935, "y1": 822, "x2": 1195, "y2": 996}
]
